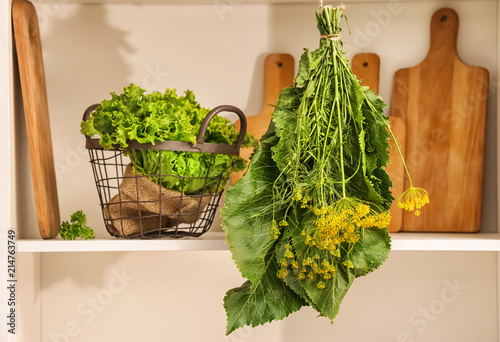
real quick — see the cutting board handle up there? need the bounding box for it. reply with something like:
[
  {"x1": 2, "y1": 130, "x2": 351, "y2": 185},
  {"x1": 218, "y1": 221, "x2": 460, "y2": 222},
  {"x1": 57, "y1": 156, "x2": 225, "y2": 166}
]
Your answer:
[{"x1": 429, "y1": 8, "x2": 459, "y2": 58}]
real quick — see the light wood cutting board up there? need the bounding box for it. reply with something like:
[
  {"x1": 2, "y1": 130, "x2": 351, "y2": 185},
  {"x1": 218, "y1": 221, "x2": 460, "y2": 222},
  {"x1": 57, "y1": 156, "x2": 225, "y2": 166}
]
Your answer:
[
  {"x1": 13, "y1": 0, "x2": 60, "y2": 239},
  {"x1": 352, "y1": 53, "x2": 406, "y2": 233},
  {"x1": 391, "y1": 8, "x2": 488, "y2": 232},
  {"x1": 231, "y1": 54, "x2": 295, "y2": 184}
]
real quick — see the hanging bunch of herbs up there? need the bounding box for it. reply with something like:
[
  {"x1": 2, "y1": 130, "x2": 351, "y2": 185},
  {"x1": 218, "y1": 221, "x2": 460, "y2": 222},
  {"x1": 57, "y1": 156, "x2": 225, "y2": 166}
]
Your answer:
[{"x1": 221, "y1": 4, "x2": 428, "y2": 335}]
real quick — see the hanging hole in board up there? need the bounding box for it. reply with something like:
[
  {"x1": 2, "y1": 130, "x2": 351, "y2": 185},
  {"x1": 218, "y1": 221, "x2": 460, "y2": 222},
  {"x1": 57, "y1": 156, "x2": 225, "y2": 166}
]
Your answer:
[
  {"x1": 363, "y1": 62, "x2": 368, "y2": 67},
  {"x1": 277, "y1": 62, "x2": 283, "y2": 68},
  {"x1": 440, "y1": 15, "x2": 448, "y2": 22}
]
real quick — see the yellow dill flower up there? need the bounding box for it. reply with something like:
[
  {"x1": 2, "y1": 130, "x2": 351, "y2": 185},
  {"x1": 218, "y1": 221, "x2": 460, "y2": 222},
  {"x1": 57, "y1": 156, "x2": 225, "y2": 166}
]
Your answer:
[
  {"x1": 291, "y1": 260, "x2": 299, "y2": 269},
  {"x1": 355, "y1": 204, "x2": 370, "y2": 218},
  {"x1": 279, "y1": 220, "x2": 288, "y2": 227},
  {"x1": 398, "y1": 187, "x2": 430, "y2": 216},
  {"x1": 297, "y1": 273, "x2": 306, "y2": 280},
  {"x1": 280, "y1": 258, "x2": 288, "y2": 267},
  {"x1": 374, "y1": 211, "x2": 391, "y2": 228},
  {"x1": 313, "y1": 206, "x2": 328, "y2": 216},
  {"x1": 293, "y1": 187, "x2": 303, "y2": 201},
  {"x1": 343, "y1": 260, "x2": 354, "y2": 269},
  {"x1": 301, "y1": 195, "x2": 312, "y2": 208},
  {"x1": 317, "y1": 281, "x2": 326, "y2": 290},
  {"x1": 344, "y1": 232, "x2": 360, "y2": 244},
  {"x1": 284, "y1": 250, "x2": 294, "y2": 259},
  {"x1": 269, "y1": 220, "x2": 280, "y2": 240},
  {"x1": 277, "y1": 269, "x2": 288, "y2": 279}
]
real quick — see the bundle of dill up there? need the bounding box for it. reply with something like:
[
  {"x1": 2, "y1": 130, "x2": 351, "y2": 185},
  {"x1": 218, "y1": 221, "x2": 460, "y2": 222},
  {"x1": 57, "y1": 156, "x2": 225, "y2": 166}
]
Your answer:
[{"x1": 222, "y1": 4, "x2": 427, "y2": 335}]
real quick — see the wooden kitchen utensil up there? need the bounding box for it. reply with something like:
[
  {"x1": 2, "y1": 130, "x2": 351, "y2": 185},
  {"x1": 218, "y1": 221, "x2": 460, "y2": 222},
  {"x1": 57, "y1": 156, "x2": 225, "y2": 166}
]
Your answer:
[
  {"x1": 12, "y1": 0, "x2": 60, "y2": 238},
  {"x1": 231, "y1": 53, "x2": 295, "y2": 184},
  {"x1": 391, "y1": 8, "x2": 488, "y2": 232},
  {"x1": 352, "y1": 53, "x2": 406, "y2": 233}
]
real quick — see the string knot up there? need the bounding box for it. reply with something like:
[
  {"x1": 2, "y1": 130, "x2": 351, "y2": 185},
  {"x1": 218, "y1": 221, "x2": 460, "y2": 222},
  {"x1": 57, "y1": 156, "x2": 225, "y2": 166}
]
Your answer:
[{"x1": 320, "y1": 33, "x2": 341, "y2": 41}]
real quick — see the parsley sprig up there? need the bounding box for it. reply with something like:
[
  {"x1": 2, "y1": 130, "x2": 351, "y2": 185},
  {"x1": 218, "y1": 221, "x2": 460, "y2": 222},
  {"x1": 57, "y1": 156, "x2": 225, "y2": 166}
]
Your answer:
[{"x1": 59, "y1": 210, "x2": 95, "y2": 240}]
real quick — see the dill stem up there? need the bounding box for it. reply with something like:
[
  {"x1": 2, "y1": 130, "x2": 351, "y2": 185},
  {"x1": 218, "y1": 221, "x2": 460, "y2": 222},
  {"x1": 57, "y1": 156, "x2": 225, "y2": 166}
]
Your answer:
[
  {"x1": 333, "y1": 44, "x2": 347, "y2": 198},
  {"x1": 386, "y1": 124, "x2": 413, "y2": 188}
]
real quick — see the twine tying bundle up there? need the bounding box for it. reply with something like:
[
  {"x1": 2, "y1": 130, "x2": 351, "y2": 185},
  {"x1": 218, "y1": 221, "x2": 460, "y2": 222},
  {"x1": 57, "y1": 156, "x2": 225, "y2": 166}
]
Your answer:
[
  {"x1": 318, "y1": 1, "x2": 344, "y2": 41},
  {"x1": 320, "y1": 33, "x2": 341, "y2": 41}
]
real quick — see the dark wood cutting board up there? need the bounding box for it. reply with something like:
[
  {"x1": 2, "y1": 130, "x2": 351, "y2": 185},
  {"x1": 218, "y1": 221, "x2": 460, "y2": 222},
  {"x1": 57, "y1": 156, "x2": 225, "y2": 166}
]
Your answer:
[
  {"x1": 12, "y1": 0, "x2": 60, "y2": 238},
  {"x1": 391, "y1": 8, "x2": 488, "y2": 232},
  {"x1": 352, "y1": 53, "x2": 406, "y2": 233}
]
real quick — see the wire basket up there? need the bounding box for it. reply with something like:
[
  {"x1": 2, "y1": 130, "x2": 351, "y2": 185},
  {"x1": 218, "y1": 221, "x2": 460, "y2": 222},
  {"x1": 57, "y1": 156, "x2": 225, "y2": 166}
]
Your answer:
[{"x1": 83, "y1": 104, "x2": 247, "y2": 239}]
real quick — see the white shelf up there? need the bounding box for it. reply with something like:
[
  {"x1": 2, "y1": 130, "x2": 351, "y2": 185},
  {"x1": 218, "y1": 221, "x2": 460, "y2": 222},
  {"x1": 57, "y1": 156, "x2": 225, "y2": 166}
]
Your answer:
[
  {"x1": 16, "y1": 231, "x2": 500, "y2": 252},
  {"x1": 390, "y1": 233, "x2": 500, "y2": 251},
  {"x1": 16, "y1": 231, "x2": 228, "y2": 252}
]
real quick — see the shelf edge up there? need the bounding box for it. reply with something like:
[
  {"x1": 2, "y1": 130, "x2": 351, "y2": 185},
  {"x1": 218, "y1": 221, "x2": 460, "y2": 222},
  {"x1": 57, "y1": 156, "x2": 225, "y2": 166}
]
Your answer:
[{"x1": 16, "y1": 232, "x2": 500, "y2": 253}]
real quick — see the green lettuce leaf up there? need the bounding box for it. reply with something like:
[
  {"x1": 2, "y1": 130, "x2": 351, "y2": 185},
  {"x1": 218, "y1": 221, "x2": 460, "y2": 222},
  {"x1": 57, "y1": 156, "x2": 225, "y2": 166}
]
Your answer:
[{"x1": 81, "y1": 84, "x2": 257, "y2": 195}]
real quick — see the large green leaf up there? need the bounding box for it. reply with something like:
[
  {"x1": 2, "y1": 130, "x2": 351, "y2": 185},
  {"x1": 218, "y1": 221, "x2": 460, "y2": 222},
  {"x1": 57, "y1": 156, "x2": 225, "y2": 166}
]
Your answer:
[
  {"x1": 299, "y1": 263, "x2": 355, "y2": 322},
  {"x1": 351, "y1": 227, "x2": 391, "y2": 277},
  {"x1": 221, "y1": 123, "x2": 282, "y2": 285},
  {"x1": 275, "y1": 228, "x2": 318, "y2": 311},
  {"x1": 289, "y1": 207, "x2": 356, "y2": 321},
  {"x1": 223, "y1": 250, "x2": 306, "y2": 335}
]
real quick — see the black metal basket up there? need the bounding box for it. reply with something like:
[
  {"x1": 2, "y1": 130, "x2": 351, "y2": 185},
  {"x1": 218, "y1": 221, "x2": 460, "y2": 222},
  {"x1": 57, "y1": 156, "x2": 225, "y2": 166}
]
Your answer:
[{"x1": 83, "y1": 104, "x2": 247, "y2": 239}]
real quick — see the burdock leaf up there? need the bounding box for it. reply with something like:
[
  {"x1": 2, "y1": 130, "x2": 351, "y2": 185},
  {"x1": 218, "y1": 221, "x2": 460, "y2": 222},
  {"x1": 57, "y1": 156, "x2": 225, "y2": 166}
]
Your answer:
[
  {"x1": 289, "y1": 207, "x2": 356, "y2": 321},
  {"x1": 221, "y1": 123, "x2": 282, "y2": 286},
  {"x1": 224, "y1": 250, "x2": 306, "y2": 335},
  {"x1": 351, "y1": 227, "x2": 391, "y2": 277}
]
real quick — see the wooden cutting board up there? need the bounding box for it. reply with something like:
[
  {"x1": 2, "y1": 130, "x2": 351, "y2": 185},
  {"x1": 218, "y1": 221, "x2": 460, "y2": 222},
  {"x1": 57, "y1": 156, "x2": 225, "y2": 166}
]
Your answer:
[
  {"x1": 352, "y1": 53, "x2": 406, "y2": 233},
  {"x1": 231, "y1": 54, "x2": 295, "y2": 184},
  {"x1": 13, "y1": 0, "x2": 60, "y2": 239},
  {"x1": 391, "y1": 8, "x2": 488, "y2": 232}
]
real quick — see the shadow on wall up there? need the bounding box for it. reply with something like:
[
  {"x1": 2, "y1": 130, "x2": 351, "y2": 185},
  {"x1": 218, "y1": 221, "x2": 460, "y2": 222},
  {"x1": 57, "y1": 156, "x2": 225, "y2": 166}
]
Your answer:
[
  {"x1": 40, "y1": 3, "x2": 133, "y2": 102},
  {"x1": 36, "y1": 3, "x2": 135, "y2": 239},
  {"x1": 241, "y1": 53, "x2": 267, "y2": 118}
]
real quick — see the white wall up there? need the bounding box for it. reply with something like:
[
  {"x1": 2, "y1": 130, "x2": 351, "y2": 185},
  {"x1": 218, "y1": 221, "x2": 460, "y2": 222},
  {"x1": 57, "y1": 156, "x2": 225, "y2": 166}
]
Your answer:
[
  {"x1": 10, "y1": 1, "x2": 499, "y2": 341},
  {"x1": 40, "y1": 251, "x2": 498, "y2": 342}
]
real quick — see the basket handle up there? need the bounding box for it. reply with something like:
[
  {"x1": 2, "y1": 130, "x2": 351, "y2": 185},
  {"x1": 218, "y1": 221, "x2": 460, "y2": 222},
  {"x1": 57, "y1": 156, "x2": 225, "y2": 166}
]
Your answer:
[
  {"x1": 197, "y1": 105, "x2": 247, "y2": 153},
  {"x1": 83, "y1": 104, "x2": 99, "y2": 122}
]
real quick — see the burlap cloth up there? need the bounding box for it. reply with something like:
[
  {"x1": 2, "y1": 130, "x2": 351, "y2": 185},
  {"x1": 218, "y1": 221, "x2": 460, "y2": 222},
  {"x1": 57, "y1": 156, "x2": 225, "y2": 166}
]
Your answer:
[{"x1": 104, "y1": 164, "x2": 211, "y2": 237}]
